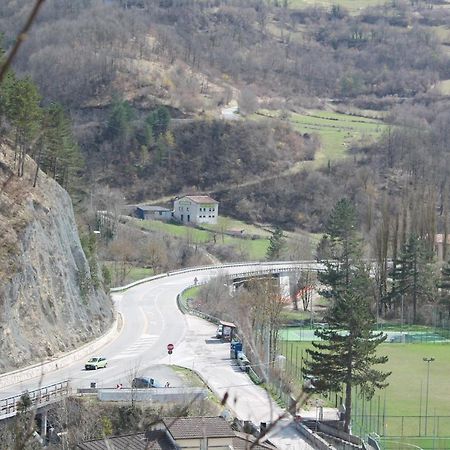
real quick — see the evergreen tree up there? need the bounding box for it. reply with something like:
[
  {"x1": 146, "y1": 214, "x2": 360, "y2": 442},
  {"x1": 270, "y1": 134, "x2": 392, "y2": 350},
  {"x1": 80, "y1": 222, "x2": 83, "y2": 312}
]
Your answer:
[
  {"x1": 388, "y1": 234, "x2": 436, "y2": 323},
  {"x1": 304, "y1": 198, "x2": 390, "y2": 433},
  {"x1": 106, "y1": 98, "x2": 135, "y2": 143},
  {"x1": 146, "y1": 106, "x2": 170, "y2": 139},
  {"x1": 317, "y1": 198, "x2": 363, "y2": 299},
  {"x1": 7, "y1": 76, "x2": 42, "y2": 177},
  {"x1": 41, "y1": 103, "x2": 83, "y2": 187},
  {"x1": 437, "y1": 260, "x2": 450, "y2": 319},
  {"x1": 303, "y1": 281, "x2": 390, "y2": 432},
  {"x1": 266, "y1": 227, "x2": 286, "y2": 260},
  {"x1": 0, "y1": 70, "x2": 15, "y2": 128}
]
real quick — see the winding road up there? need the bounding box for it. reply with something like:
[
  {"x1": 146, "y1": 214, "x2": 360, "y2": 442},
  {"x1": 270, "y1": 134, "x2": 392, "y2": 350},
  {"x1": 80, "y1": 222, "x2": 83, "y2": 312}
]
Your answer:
[{"x1": 0, "y1": 262, "x2": 321, "y2": 449}]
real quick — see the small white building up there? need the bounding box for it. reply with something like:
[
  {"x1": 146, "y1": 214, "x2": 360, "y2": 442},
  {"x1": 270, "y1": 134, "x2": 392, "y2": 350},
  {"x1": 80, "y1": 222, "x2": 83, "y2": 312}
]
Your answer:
[
  {"x1": 136, "y1": 205, "x2": 172, "y2": 221},
  {"x1": 173, "y1": 195, "x2": 219, "y2": 225}
]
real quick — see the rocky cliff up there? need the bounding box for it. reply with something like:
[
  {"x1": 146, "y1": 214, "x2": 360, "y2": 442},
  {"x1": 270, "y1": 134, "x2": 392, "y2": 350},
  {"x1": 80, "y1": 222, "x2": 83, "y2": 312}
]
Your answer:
[{"x1": 0, "y1": 144, "x2": 114, "y2": 371}]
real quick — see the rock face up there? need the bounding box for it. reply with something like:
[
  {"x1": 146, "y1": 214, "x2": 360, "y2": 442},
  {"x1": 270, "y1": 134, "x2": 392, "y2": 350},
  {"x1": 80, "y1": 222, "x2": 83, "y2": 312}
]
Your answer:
[{"x1": 0, "y1": 145, "x2": 113, "y2": 372}]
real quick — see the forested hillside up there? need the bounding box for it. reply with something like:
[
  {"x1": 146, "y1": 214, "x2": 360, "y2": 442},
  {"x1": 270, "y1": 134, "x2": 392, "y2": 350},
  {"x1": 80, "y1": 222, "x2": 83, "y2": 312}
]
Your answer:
[
  {"x1": 3, "y1": 0, "x2": 450, "y2": 328},
  {"x1": 1, "y1": 0, "x2": 448, "y2": 108}
]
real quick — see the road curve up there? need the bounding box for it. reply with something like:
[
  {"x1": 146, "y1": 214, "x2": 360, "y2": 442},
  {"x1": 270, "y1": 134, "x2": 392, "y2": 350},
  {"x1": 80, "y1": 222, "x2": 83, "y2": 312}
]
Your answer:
[
  {"x1": 0, "y1": 262, "x2": 319, "y2": 448},
  {"x1": 0, "y1": 262, "x2": 319, "y2": 397}
]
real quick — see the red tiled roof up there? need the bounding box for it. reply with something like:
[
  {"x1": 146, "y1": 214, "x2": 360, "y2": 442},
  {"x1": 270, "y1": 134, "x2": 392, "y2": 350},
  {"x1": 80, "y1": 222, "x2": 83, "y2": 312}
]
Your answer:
[
  {"x1": 163, "y1": 416, "x2": 234, "y2": 439},
  {"x1": 183, "y1": 195, "x2": 218, "y2": 204}
]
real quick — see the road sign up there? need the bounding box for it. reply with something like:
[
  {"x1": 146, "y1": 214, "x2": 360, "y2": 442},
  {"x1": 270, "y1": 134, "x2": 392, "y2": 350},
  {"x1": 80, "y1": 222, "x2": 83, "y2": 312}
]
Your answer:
[{"x1": 167, "y1": 343, "x2": 174, "y2": 351}]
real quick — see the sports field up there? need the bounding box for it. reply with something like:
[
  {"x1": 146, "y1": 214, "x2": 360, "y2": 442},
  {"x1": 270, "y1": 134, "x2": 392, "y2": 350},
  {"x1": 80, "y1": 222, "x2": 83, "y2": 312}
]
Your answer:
[{"x1": 279, "y1": 338, "x2": 450, "y2": 443}]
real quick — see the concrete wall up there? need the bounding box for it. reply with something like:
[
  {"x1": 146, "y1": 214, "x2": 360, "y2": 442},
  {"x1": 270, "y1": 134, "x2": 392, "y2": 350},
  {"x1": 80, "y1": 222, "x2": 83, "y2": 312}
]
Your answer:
[
  {"x1": 294, "y1": 422, "x2": 338, "y2": 450},
  {"x1": 97, "y1": 387, "x2": 207, "y2": 403},
  {"x1": 318, "y1": 422, "x2": 362, "y2": 446},
  {"x1": 0, "y1": 314, "x2": 122, "y2": 390}
]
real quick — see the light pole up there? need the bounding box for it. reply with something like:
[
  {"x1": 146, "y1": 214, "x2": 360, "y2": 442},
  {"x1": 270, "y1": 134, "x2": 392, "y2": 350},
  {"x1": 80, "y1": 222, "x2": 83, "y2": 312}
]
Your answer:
[{"x1": 423, "y1": 357, "x2": 435, "y2": 435}]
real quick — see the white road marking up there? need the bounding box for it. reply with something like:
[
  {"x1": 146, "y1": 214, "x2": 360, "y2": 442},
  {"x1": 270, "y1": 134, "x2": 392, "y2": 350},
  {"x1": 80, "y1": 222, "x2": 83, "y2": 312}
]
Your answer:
[{"x1": 109, "y1": 335, "x2": 160, "y2": 360}]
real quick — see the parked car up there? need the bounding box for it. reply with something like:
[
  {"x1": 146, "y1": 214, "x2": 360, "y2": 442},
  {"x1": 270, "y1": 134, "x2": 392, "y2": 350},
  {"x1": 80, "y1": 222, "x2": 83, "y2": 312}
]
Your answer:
[
  {"x1": 85, "y1": 357, "x2": 107, "y2": 370},
  {"x1": 236, "y1": 351, "x2": 250, "y2": 373},
  {"x1": 131, "y1": 377, "x2": 162, "y2": 388}
]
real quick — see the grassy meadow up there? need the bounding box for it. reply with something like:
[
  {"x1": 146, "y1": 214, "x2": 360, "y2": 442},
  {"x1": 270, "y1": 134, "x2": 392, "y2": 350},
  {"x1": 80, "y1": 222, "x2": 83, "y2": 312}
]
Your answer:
[
  {"x1": 280, "y1": 339, "x2": 450, "y2": 439},
  {"x1": 257, "y1": 109, "x2": 386, "y2": 167},
  {"x1": 288, "y1": 110, "x2": 387, "y2": 166},
  {"x1": 126, "y1": 215, "x2": 270, "y2": 260}
]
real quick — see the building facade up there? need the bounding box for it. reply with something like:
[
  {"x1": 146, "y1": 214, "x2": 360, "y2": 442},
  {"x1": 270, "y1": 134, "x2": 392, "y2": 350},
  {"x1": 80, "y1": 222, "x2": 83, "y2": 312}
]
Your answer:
[
  {"x1": 173, "y1": 195, "x2": 219, "y2": 225},
  {"x1": 136, "y1": 205, "x2": 173, "y2": 221}
]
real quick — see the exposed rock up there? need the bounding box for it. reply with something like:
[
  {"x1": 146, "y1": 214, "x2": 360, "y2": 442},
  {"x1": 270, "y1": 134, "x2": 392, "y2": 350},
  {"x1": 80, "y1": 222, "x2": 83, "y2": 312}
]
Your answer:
[{"x1": 0, "y1": 144, "x2": 113, "y2": 372}]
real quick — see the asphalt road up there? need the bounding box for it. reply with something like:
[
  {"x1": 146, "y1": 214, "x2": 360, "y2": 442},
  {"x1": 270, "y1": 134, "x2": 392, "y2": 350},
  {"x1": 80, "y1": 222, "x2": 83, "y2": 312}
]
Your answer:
[{"x1": 0, "y1": 262, "x2": 320, "y2": 449}]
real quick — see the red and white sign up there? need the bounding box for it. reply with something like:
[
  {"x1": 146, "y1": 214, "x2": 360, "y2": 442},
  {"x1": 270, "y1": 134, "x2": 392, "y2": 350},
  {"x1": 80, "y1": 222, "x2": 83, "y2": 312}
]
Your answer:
[{"x1": 167, "y1": 343, "x2": 174, "y2": 351}]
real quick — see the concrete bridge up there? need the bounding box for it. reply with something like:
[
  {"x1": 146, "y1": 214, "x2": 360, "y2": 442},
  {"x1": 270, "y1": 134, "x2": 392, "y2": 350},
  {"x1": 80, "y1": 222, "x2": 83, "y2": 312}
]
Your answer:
[
  {"x1": 224, "y1": 261, "x2": 325, "y2": 300},
  {"x1": 0, "y1": 380, "x2": 70, "y2": 442}
]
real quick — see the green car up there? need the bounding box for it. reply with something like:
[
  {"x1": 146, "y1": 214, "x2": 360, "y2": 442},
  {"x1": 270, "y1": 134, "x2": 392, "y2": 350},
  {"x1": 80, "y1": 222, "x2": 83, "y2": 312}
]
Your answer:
[{"x1": 85, "y1": 357, "x2": 107, "y2": 370}]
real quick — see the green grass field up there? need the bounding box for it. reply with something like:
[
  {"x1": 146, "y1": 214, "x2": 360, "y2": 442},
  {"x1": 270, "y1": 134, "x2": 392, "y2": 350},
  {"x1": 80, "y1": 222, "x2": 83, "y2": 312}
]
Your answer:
[
  {"x1": 280, "y1": 340, "x2": 450, "y2": 440},
  {"x1": 127, "y1": 266, "x2": 154, "y2": 281},
  {"x1": 257, "y1": 109, "x2": 386, "y2": 167},
  {"x1": 289, "y1": 110, "x2": 386, "y2": 166},
  {"x1": 200, "y1": 216, "x2": 272, "y2": 237},
  {"x1": 126, "y1": 216, "x2": 270, "y2": 260}
]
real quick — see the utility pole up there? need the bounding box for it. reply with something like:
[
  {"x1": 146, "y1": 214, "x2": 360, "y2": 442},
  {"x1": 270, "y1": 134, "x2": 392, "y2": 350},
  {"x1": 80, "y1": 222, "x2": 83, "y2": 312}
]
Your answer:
[{"x1": 423, "y1": 357, "x2": 435, "y2": 435}]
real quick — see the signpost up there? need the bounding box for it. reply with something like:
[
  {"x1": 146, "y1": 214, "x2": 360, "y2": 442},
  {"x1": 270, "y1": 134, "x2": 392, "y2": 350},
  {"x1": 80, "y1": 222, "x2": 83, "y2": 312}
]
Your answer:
[{"x1": 167, "y1": 343, "x2": 174, "y2": 364}]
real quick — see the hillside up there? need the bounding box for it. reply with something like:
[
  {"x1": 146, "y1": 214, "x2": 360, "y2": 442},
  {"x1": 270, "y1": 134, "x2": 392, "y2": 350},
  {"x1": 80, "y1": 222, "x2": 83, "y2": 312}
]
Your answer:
[{"x1": 0, "y1": 143, "x2": 113, "y2": 371}]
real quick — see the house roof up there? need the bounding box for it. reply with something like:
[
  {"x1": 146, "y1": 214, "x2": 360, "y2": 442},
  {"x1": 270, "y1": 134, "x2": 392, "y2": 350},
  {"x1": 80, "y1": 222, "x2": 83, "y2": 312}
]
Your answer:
[
  {"x1": 163, "y1": 416, "x2": 234, "y2": 439},
  {"x1": 219, "y1": 320, "x2": 236, "y2": 329},
  {"x1": 137, "y1": 206, "x2": 172, "y2": 212},
  {"x1": 181, "y1": 195, "x2": 218, "y2": 204},
  {"x1": 77, "y1": 431, "x2": 176, "y2": 450}
]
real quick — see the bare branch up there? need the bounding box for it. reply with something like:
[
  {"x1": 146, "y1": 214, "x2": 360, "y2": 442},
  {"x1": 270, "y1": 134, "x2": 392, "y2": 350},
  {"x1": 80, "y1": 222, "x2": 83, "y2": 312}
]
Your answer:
[{"x1": 0, "y1": 0, "x2": 46, "y2": 84}]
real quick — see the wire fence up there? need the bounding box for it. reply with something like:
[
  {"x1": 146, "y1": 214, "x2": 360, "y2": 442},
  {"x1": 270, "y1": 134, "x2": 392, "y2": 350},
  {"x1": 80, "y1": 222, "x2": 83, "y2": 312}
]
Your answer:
[
  {"x1": 279, "y1": 325, "x2": 450, "y2": 344},
  {"x1": 350, "y1": 387, "x2": 450, "y2": 450}
]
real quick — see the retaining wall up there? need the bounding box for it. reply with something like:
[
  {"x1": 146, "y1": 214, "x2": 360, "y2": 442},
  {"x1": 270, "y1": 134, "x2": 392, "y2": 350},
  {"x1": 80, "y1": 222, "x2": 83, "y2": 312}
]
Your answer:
[
  {"x1": 97, "y1": 387, "x2": 207, "y2": 403},
  {"x1": 0, "y1": 314, "x2": 122, "y2": 390}
]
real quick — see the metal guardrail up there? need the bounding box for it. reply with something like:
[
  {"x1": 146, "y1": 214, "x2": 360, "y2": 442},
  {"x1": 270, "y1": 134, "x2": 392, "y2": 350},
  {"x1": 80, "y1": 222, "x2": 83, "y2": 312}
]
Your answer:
[
  {"x1": 0, "y1": 381, "x2": 70, "y2": 420},
  {"x1": 110, "y1": 261, "x2": 325, "y2": 293}
]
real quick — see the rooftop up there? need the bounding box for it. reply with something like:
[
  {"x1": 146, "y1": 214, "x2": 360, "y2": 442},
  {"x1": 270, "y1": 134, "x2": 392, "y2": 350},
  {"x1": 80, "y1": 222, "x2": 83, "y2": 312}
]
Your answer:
[
  {"x1": 163, "y1": 416, "x2": 235, "y2": 440},
  {"x1": 77, "y1": 430, "x2": 176, "y2": 450},
  {"x1": 181, "y1": 195, "x2": 218, "y2": 204},
  {"x1": 137, "y1": 206, "x2": 172, "y2": 212}
]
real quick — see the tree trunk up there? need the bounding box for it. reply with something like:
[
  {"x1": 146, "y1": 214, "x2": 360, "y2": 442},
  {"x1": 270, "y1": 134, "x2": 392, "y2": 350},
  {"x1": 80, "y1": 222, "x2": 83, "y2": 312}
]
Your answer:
[{"x1": 344, "y1": 378, "x2": 352, "y2": 433}]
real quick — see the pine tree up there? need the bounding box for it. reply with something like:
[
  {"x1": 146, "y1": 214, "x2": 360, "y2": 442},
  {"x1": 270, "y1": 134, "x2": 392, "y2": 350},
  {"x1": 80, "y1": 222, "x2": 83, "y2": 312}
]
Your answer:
[
  {"x1": 41, "y1": 103, "x2": 83, "y2": 188},
  {"x1": 6, "y1": 76, "x2": 42, "y2": 177},
  {"x1": 304, "y1": 281, "x2": 390, "y2": 432},
  {"x1": 388, "y1": 234, "x2": 437, "y2": 323},
  {"x1": 438, "y1": 260, "x2": 450, "y2": 319},
  {"x1": 304, "y1": 198, "x2": 390, "y2": 433},
  {"x1": 146, "y1": 106, "x2": 170, "y2": 139},
  {"x1": 266, "y1": 227, "x2": 286, "y2": 260},
  {"x1": 317, "y1": 198, "x2": 363, "y2": 299},
  {"x1": 106, "y1": 98, "x2": 134, "y2": 144}
]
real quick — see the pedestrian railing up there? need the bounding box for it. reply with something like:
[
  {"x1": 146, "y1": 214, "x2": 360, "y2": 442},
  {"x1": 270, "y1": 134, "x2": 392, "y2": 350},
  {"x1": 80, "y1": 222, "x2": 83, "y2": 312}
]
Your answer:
[{"x1": 0, "y1": 380, "x2": 70, "y2": 420}]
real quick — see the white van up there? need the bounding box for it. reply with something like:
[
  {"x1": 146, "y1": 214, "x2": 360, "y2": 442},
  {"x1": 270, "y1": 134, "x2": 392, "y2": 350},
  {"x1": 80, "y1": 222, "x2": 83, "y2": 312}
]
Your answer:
[{"x1": 236, "y1": 351, "x2": 250, "y2": 373}]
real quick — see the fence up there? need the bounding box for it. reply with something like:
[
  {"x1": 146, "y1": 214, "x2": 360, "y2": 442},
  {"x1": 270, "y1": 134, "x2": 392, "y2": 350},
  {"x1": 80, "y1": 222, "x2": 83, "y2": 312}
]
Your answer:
[
  {"x1": 0, "y1": 381, "x2": 70, "y2": 420},
  {"x1": 350, "y1": 387, "x2": 450, "y2": 450}
]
